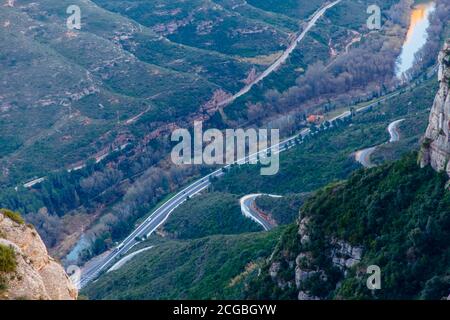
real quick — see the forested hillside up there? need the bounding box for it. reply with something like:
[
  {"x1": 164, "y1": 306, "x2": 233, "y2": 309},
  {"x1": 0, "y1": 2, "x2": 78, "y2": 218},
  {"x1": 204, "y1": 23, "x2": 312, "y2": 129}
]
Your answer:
[
  {"x1": 3, "y1": 0, "x2": 450, "y2": 300},
  {"x1": 247, "y1": 153, "x2": 450, "y2": 300}
]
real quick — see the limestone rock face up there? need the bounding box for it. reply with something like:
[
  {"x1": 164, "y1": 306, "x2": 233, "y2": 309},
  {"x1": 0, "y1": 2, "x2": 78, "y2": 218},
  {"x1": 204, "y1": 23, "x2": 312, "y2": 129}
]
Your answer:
[
  {"x1": 420, "y1": 40, "x2": 450, "y2": 176},
  {"x1": 330, "y1": 239, "x2": 362, "y2": 270},
  {"x1": 0, "y1": 211, "x2": 78, "y2": 300}
]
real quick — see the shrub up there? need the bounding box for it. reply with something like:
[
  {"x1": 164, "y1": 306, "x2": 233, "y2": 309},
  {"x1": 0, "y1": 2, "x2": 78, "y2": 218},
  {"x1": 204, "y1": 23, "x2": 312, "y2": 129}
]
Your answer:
[
  {"x1": 0, "y1": 244, "x2": 17, "y2": 273},
  {"x1": 0, "y1": 208, "x2": 25, "y2": 225},
  {"x1": 0, "y1": 275, "x2": 7, "y2": 293}
]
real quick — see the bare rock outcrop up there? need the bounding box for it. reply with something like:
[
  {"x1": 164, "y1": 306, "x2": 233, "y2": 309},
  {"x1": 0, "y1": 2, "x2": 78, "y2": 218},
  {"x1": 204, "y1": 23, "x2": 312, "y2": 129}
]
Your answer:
[
  {"x1": 0, "y1": 210, "x2": 78, "y2": 300},
  {"x1": 330, "y1": 239, "x2": 363, "y2": 271},
  {"x1": 420, "y1": 40, "x2": 450, "y2": 176}
]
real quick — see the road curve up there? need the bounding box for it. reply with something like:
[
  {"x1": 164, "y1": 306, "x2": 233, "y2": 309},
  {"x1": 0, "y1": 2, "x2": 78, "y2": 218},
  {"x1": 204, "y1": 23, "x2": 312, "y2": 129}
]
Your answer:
[
  {"x1": 354, "y1": 119, "x2": 405, "y2": 168},
  {"x1": 354, "y1": 146, "x2": 377, "y2": 168},
  {"x1": 240, "y1": 194, "x2": 282, "y2": 231},
  {"x1": 77, "y1": 123, "x2": 321, "y2": 288},
  {"x1": 388, "y1": 119, "x2": 405, "y2": 143}
]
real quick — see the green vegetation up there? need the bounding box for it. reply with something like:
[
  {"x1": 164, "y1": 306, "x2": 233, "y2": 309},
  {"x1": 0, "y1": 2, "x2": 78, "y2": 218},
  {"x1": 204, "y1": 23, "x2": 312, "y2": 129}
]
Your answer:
[
  {"x1": 0, "y1": 244, "x2": 16, "y2": 273},
  {"x1": 0, "y1": 209, "x2": 24, "y2": 225},
  {"x1": 93, "y1": 0, "x2": 290, "y2": 57},
  {"x1": 221, "y1": 0, "x2": 403, "y2": 123},
  {"x1": 255, "y1": 194, "x2": 308, "y2": 225},
  {"x1": 0, "y1": 244, "x2": 17, "y2": 294},
  {"x1": 246, "y1": 0, "x2": 323, "y2": 19},
  {"x1": 163, "y1": 192, "x2": 261, "y2": 239},
  {"x1": 212, "y1": 116, "x2": 387, "y2": 195},
  {"x1": 370, "y1": 80, "x2": 438, "y2": 164},
  {"x1": 85, "y1": 74, "x2": 440, "y2": 299},
  {"x1": 248, "y1": 153, "x2": 450, "y2": 300},
  {"x1": 83, "y1": 230, "x2": 283, "y2": 300},
  {"x1": 2, "y1": 0, "x2": 273, "y2": 185},
  {"x1": 213, "y1": 78, "x2": 438, "y2": 196}
]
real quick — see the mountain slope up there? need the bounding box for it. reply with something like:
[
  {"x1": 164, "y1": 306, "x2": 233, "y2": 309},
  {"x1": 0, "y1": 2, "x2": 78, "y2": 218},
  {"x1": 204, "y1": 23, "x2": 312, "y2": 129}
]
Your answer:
[
  {"x1": 83, "y1": 230, "x2": 282, "y2": 300},
  {"x1": 2, "y1": 0, "x2": 278, "y2": 184},
  {"x1": 247, "y1": 42, "x2": 450, "y2": 300},
  {"x1": 247, "y1": 152, "x2": 450, "y2": 300}
]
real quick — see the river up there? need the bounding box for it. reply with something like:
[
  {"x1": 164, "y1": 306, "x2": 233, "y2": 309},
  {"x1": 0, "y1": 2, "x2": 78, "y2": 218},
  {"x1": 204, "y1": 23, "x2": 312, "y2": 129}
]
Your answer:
[{"x1": 396, "y1": 1, "x2": 436, "y2": 78}]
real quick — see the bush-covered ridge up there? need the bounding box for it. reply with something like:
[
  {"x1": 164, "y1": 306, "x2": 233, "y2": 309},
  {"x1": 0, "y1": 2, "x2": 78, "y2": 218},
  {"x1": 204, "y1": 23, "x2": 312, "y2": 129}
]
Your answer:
[
  {"x1": 255, "y1": 194, "x2": 309, "y2": 225},
  {"x1": 0, "y1": 209, "x2": 24, "y2": 225},
  {"x1": 248, "y1": 153, "x2": 450, "y2": 300}
]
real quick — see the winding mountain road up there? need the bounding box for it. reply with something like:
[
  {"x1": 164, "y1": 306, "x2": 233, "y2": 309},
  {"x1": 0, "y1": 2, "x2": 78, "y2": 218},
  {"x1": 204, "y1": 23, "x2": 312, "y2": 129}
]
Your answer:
[
  {"x1": 388, "y1": 119, "x2": 405, "y2": 143},
  {"x1": 76, "y1": 102, "x2": 409, "y2": 288},
  {"x1": 354, "y1": 119, "x2": 405, "y2": 168},
  {"x1": 240, "y1": 194, "x2": 281, "y2": 231}
]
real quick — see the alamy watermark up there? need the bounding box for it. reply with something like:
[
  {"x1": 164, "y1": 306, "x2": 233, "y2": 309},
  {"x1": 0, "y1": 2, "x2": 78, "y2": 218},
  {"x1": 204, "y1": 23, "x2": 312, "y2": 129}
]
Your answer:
[
  {"x1": 366, "y1": 265, "x2": 381, "y2": 290},
  {"x1": 66, "y1": 5, "x2": 81, "y2": 30},
  {"x1": 367, "y1": 4, "x2": 381, "y2": 30},
  {"x1": 171, "y1": 121, "x2": 280, "y2": 175}
]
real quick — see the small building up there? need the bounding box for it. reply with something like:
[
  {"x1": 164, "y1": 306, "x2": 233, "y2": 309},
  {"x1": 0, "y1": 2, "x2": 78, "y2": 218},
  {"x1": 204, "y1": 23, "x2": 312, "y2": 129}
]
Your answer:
[{"x1": 307, "y1": 114, "x2": 324, "y2": 124}]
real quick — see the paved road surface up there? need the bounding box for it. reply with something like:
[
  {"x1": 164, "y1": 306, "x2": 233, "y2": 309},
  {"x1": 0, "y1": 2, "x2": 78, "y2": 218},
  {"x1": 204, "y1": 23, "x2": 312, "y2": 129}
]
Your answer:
[
  {"x1": 75, "y1": 131, "x2": 308, "y2": 288},
  {"x1": 354, "y1": 146, "x2": 378, "y2": 168},
  {"x1": 107, "y1": 246, "x2": 154, "y2": 273},
  {"x1": 76, "y1": 97, "x2": 408, "y2": 288},
  {"x1": 355, "y1": 119, "x2": 405, "y2": 168},
  {"x1": 217, "y1": 0, "x2": 342, "y2": 107},
  {"x1": 74, "y1": 13, "x2": 437, "y2": 288},
  {"x1": 388, "y1": 119, "x2": 405, "y2": 143},
  {"x1": 240, "y1": 194, "x2": 281, "y2": 231}
]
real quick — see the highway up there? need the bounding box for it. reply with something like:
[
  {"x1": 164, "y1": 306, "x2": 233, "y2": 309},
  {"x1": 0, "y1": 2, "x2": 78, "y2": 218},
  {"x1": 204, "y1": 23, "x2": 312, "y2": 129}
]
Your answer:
[
  {"x1": 76, "y1": 81, "x2": 419, "y2": 288},
  {"x1": 76, "y1": 126, "x2": 313, "y2": 288},
  {"x1": 75, "y1": 98, "x2": 377, "y2": 288},
  {"x1": 75, "y1": 1, "x2": 348, "y2": 289},
  {"x1": 75, "y1": 8, "x2": 435, "y2": 289},
  {"x1": 76, "y1": 176, "x2": 212, "y2": 288},
  {"x1": 107, "y1": 246, "x2": 154, "y2": 273}
]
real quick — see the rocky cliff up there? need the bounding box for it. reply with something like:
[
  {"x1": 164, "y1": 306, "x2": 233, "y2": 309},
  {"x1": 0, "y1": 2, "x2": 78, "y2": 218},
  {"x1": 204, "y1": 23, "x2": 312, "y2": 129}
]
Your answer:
[
  {"x1": 0, "y1": 209, "x2": 78, "y2": 300},
  {"x1": 420, "y1": 40, "x2": 450, "y2": 175}
]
